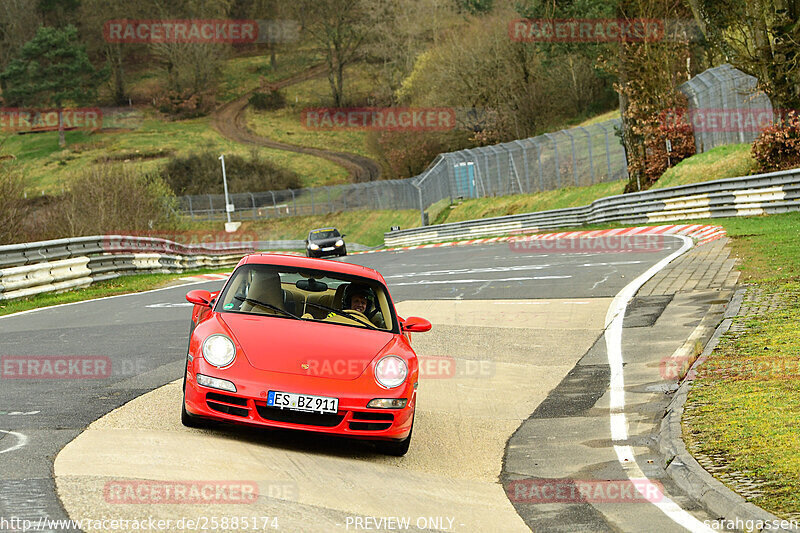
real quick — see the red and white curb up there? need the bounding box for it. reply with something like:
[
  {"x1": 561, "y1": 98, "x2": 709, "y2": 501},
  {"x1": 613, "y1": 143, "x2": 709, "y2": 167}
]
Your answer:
[
  {"x1": 350, "y1": 224, "x2": 727, "y2": 255},
  {"x1": 178, "y1": 273, "x2": 231, "y2": 282}
]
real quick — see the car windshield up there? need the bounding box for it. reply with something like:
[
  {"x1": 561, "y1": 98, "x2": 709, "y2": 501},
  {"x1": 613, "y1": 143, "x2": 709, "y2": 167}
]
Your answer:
[
  {"x1": 215, "y1": 264, "x2": 397, "y2": 332},
  {"x1": 309, "y1": 229, "x2": 339, "y2": 240}
]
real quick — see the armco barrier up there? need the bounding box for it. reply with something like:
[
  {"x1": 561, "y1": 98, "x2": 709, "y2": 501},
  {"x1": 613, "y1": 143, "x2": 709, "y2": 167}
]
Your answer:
[
  {"x1": 0, "y1": 235, "x2": 253, "y2": 301},
  {"x1": 385, "y1": 168, "x2": 800, "y2": 247}
]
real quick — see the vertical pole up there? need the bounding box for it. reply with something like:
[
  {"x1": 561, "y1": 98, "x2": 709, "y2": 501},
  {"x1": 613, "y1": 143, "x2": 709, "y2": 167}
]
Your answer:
[
  {"x1": 219, "y1": 155, "x2": 231, "y2": 224},
  {"x1": 250, "y1": 193, "x2": 257, "y2": 219},
  {"x1": 270, "y1": 191, "x2": 277, "y2": 218},
  {"x1": 578, "y1": 126, "x2": 595, "y2": 184},
  {"x1": 290, "y1": 189, "x2": 297, "y2": 215}
]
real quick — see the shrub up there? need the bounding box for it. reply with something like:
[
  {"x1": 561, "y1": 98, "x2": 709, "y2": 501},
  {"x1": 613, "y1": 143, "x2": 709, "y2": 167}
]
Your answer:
[
  {"x1": 154, "y1": 88, "x2": 216, "y2": 119},
  {"x1": 50, "y1": 164, "x2": 179, "y2": 237},
  {"x1": 248, "y1": 89, "x2": 285, "y2": 111},
  {"x1": 752, "y1": 112, "x2": 800, "y2": 172},
  {"x1": 624, "y1": 107, "x2": 696, "y2": 192},
  {"x1": 162, "y1": 151, "x2": 302, "y2": 195},
  {"x1": 366, "y1": 130, "x2": 473, "y2": 180},
  {"x1": 0, "y1": 162, "x2": 28, "y2": 244}
]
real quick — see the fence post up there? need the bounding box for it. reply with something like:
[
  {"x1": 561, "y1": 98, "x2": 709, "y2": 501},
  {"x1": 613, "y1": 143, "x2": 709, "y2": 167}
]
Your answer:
[
  {"x1": 187, "y1": 196, "x2": 194, "y2": 220},
  {"x1": 544, "y1": 133, "x2": 560, "y2": 188},
  {"x1": 207, "y1": 194, "x2": 213, "y2": 221},
  {"x1": 290, "y1": 189, "x2": 297, "y2": 215},
  {"x1": 577, "y1": 126, "x2": 595, "y2": 185},
  {"x1": 250, "y1": 193, "x2": 257, "y2": 219},
  {"x1": 514, "y1": 140, "x2": 530, "y2": 193},
  {"x1": 600, "y1": 122, "x2": 613, "y2": 180},
  {"x1": 564, "y1": 129, "x2": 578, "y2": 187},
  {"x1": 414, "y1": 182, "x2": 425, "y2": 227}
]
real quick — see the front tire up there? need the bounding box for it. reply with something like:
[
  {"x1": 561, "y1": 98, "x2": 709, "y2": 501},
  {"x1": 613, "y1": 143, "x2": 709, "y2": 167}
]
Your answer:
[{"x1": 375, "y1": 417, "x2": 413, "y2": 456}]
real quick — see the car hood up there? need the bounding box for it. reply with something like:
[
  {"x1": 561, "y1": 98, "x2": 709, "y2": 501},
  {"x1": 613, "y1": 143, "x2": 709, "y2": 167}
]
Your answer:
[
  {"x1": 219, "y1": 314, "x2": 394, "y2": 379},
  {"x1": 310, "y1": 236, "x2": 341, "y2": 246}
]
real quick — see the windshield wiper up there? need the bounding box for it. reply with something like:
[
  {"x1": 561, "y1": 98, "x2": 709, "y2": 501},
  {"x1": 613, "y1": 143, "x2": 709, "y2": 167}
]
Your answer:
[
  {"x1": 303, "y1": 301, "x2": 377, "y2": 329},
  {"x1": 234, "y1": 296, "x2": 302, "y2": 320}
]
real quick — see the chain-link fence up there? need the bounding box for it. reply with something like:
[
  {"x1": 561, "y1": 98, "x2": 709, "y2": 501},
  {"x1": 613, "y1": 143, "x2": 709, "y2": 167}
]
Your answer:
[
  {"x1": 679, "y1": 64, "x2": 774, "y2": 153},
  {"x1": 414, "y1": 118, "x2": 628, "y2": 222},
  {"x1": 179, "y1": 178, "x2": 420, "y2": 221},
  {"x1": 179, "y1": 118, "x2": 628, "y2": 225}
]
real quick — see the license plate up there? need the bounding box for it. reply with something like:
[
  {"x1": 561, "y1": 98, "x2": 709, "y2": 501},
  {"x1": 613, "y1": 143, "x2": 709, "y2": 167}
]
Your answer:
[
  {"x1": 267, "y1": 391, "x2": 339, "y2": 414},
  {"x1": 322, "y1": 247, "x2": 335, "y2": 251}
]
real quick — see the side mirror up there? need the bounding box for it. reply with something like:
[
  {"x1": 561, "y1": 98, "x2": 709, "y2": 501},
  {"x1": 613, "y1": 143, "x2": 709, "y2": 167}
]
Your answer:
[
  {"x1": 186, "y1": 289, "x2": 212, "y2": 307},
  {"x1": 341, "y1": 233, "x2": 347, "y2": 237},
  {"x1": 402, "y1": 316, "x2": 431, "y2": 333}
]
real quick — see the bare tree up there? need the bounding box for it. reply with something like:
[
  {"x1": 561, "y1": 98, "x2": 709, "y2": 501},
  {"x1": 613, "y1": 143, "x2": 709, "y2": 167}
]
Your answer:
[{"x1": 293, "y1": 0, "x2": 374, "y2": 107}]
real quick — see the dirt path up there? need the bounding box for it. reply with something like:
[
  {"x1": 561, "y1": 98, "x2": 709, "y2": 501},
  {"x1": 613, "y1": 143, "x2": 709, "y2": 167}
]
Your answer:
[{"x1": 211, "y1": 64, "x2": 381, "y2": 182}]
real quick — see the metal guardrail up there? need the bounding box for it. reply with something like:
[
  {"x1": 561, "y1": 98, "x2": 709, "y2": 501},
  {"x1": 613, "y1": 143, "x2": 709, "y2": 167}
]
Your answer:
[
  {"x1": 384, "y1": 168, "x2": 800, "y2": 247},
  {"x1": 0, "y1": 235, "x2": 253, "y2": 301}
]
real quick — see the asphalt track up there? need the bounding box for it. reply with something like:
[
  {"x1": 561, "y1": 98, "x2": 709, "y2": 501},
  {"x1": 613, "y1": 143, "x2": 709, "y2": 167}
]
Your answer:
[{"x1": 0, "y1": 237, "x2": 727, "y2": 532}]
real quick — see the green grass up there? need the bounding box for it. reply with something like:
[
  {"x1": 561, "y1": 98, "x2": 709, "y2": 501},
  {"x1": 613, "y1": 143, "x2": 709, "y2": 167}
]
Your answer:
[
  {"x1": 436, "y1": 180, "x2": 626, "y2": 224},
  {"x1": 670, "y1": 212, "x2": 800, "y2": 519},
  {"x1": 217, "y1": 209, "x2": 420, "y2": 247},
  {"x1": 653, "y1": 143, "x2": 757, "y2": 190},
  {"x1": 2, "y1": 114, "x2": 347, "y2": 193},
  {"x1": 245, "y1": 63, "x2": 374, "y2": 169},
  {"x1": 0, "y1": 267, "x2": 231, "y2": 317},
  {"x1": 218, "y1": 46, "x2": 323, "y2": 103}
]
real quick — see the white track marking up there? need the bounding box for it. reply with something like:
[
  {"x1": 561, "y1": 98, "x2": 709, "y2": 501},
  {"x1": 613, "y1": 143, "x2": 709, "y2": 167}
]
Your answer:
[
  {"x1": 604, "y1": 235, "x2": 715, "y2": 532},
  {"x1": 391, "y1": 276, "x2": 571, "y2": 286},
  {"x1": 0, "y1": 278, "x2": 221, "y2": 321},
  {"x1": 0, "y1": 430, "x2": 28, "y2": 455}
]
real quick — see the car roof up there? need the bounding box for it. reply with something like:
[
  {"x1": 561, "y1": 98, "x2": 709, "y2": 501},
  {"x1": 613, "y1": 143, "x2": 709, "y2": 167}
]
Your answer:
[{"x1": 239, "y1": 253, "x2": 384, "y2": 282}]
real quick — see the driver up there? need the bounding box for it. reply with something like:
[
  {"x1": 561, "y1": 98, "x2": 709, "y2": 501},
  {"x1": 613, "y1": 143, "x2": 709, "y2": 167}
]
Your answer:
[{"x1": 342, "y1": 285, "x2": 386, "y2": 329}]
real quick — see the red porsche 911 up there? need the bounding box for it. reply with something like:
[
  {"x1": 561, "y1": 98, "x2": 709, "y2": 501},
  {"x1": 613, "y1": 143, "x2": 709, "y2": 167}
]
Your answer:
[{"x1": 181, "y1": 253, "x2": 431, "y2": 455}]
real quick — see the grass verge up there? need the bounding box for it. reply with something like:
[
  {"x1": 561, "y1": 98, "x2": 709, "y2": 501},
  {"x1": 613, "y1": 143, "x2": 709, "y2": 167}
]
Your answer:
[
  {"x1": 678, "y1": 211, "x2": 800, "y2": 519},
  {"x1": 653, "y1": 143, "x2": 757, "y2": 190},
  {"x1": 0, "y1": 267, "x2": 230, "y2": 318}
]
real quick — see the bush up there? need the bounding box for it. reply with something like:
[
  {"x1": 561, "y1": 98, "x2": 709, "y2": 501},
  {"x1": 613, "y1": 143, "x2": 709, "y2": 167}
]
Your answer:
[
  {"x1": 0, "y1": 162, "x2": 28, "y2": 244},
  {"x1": 752, "y1": 112, "x2": 800, "y2": 172},
  {"x1": 248, "y1": 89, "x2": 285, "y2": 111},
  {"x1": 366, "y1": 130, "x2": 473, "y2": 180},
  {"x1": 162, "y1": 151, "x2": 302, "y2": 195},
  {"x1": 624, "y1": 107, "x2": 696, "y2": 192},
  {"x1": 49, "y1": 164, "x2": 179, "y2": 237},
  {"x1": 154, "y1": 88, "x2": 216, "y2": 119}
]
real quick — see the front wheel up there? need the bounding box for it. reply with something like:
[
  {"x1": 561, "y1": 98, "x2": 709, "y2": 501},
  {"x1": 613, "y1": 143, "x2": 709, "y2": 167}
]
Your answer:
[{"x1": 375, "y1": 417, "x2": 413, "y2": 456}]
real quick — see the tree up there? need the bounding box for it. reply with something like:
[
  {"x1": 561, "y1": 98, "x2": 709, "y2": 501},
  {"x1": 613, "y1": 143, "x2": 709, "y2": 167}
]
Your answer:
[
  {"x1": 0, "y1": 0, "x2": 40, "y2": 74},
  {"x1": 293, "y1": 0, "x2": 376, "y2": 107},
  {"x1": 690, "y1": 0, "x2": 800, "y2": 110},
  {"x1": 0, "y1": 25, "x2": 108, "y2": 146}
]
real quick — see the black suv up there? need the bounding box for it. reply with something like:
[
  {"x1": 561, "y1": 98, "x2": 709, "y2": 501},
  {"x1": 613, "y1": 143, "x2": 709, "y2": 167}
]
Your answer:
[{"x1": 305, "y1": 228, "x2": 347, "y2": 258}]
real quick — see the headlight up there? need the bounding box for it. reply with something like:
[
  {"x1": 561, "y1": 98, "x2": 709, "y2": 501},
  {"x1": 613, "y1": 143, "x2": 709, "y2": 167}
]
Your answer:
[
  {"x1": 334, "y1": 239, "x2": 344, "y2": 247},
  {"x1": 374, "y1": 355, "x2": 408, "y2": 389},
  {"x1": 202, "y1": 334, "x2": 236, "y2": 367},
  {"x1": 308, "y1": 243, "x2": 320, "y2": 250},
  {"x1": 367, "y1": 398, "x2": 407, "y2": 409}
]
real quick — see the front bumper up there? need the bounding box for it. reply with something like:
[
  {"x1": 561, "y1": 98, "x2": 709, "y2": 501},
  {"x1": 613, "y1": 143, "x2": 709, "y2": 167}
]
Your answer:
[{"x1": 184, "y1": 358, "x2": 415, "y2": 441}]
